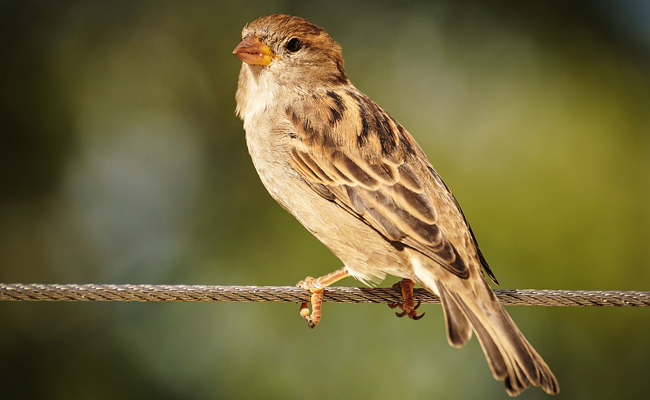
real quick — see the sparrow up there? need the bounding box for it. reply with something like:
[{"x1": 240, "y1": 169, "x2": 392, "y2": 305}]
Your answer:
[{"x1": 233, "y1": 14, "x2": 559, "y2": 396}]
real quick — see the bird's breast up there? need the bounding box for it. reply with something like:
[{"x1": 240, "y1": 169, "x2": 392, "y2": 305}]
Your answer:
[{"x1": 244, "y1": 123, "x2": 412, "y2": 286}]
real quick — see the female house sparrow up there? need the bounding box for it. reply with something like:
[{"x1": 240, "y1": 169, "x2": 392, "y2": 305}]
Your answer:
[{"x1": 233, "y1": 14, "x2": 558, "y2": 396}]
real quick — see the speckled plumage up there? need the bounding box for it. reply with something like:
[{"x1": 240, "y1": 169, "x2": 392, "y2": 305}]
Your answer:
[{"x1": 234, "y1": 14, "x2": 558, "y2": 396}]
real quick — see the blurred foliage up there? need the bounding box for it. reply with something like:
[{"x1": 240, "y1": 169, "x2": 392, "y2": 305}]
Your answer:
[{"x1": 1, "y1": 1, "x2": 649, "y2": 399}]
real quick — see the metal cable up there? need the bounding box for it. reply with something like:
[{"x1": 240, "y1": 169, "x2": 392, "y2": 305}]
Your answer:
[{"x1": 1, "y1": 284, "x2": 648, "y2": 307}]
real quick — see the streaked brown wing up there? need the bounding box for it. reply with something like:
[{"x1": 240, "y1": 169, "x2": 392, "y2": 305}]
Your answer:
[{"x1": 286, "y1": 89, "x2": 469, "y2": 278}]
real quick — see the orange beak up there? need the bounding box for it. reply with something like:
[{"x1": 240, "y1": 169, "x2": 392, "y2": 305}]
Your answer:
[{"x1": 233, "y1": 35, "x2": 275, "y2": 66}]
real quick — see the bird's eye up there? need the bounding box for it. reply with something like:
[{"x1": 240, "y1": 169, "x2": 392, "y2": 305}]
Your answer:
[{"x1": 286, "y1": 38, "x2": 302, "y2": 52}]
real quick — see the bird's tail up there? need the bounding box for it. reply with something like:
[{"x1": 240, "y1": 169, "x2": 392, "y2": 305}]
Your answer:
[{"x1": 419, "y1": 276, "x2": 559, "y2": 396}]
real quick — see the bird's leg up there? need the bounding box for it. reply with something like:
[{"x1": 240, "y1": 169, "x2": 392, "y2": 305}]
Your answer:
[
  {"x1": 297, "y1": 267, "x2": 350, "y2": 328},
  {"x1": 388, "y1": 278, "x2": 425, "y2": 320}
]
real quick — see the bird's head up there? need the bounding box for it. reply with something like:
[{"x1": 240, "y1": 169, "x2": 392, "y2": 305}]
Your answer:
[{"x1": 233, "y1": 14, "x2": 349, "y2": 88}]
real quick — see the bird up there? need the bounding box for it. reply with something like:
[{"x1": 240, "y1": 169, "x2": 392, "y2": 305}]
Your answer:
[{"x1": 233, "y1": 14, "x2": 559, "y2": 396}]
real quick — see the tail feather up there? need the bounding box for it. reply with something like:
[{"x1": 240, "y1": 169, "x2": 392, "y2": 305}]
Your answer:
[
  {"x1": 421, "y1": 277, "x2": 559, "y2": 396},
  {"x1": 437, "y1": 284, "x2": 472, "y2": 348}
]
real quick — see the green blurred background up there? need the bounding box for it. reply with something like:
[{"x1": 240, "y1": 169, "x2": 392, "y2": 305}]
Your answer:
[{"x1": 1, "y1": 1, "x2": 649, "y2": 399}]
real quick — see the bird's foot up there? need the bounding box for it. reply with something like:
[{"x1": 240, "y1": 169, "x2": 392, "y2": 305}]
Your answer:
[
  {"x1": 296, "y1": 267, "x2": 350, "y2": 329},
  {"x1": 297, "y1": 276, "x2": 324, "y2": 329},
  {"x1": 388, "y1": 278, "x2": 425, "y2": 320}
]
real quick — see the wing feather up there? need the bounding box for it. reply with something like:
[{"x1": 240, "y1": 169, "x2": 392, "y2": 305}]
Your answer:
[{"x1": 287, "y1": 89, "x2": 470, "y2": 278}]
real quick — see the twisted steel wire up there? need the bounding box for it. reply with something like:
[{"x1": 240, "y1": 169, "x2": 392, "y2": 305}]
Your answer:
[{"x1": 1, "y1": 284, "x2": 648, "y2": 307}]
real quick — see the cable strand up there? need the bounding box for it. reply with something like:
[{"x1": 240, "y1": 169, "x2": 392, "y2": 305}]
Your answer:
[{"x1": 1, "y1": 284, "x2": 648, "y2": 307}]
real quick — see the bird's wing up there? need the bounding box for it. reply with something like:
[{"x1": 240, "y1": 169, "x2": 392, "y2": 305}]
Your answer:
[{"x1": 285, "y1": 88, "x2": 472, "y2": 279}]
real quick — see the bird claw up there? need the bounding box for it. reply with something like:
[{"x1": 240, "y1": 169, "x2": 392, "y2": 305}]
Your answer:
[
  {"x1": 299, "y1": 302, "x2": 318, "y2": 329},
  {"x1": 411, "y1": 311, "x2": 425, "y2": 320},
  {"x1": 394, "y1": 301, "x2": 425, "y2": 320},
  {"x1": 296, "y1": 267, "x2": 350, "y2": 329},
  {"x1": 297, "y1": 277, "x2": 324, "y2": 329},
  {"x1": 388, "y1": 279, "x2": 426, "y2": 321}
]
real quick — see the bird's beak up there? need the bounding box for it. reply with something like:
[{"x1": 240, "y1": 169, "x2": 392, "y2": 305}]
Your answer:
[{"x1": 233, "y1": 35, "x2": 275, "y2": 66}]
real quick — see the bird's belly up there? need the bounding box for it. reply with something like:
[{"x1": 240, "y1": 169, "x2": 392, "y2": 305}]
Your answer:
[{"x1": 247, "y1": 139, "x2": 409, "y2": 285}]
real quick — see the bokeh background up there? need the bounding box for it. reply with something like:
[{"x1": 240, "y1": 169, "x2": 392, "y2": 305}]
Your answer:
[{"x1": 1, "y1": 1, "x2": 649, "y2": 399}]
